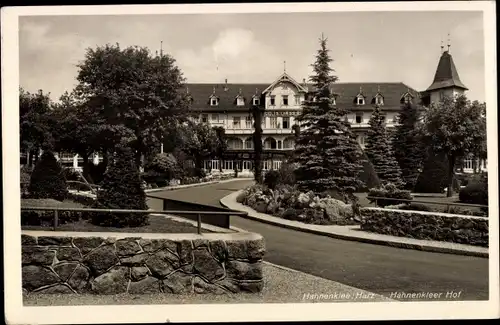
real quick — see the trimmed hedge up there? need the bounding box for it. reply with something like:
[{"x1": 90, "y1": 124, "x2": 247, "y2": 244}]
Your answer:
[
  {"x1": 367, "y1": 183, "x2": 413, "y2": 207},
  {"x1": 360, "y1": 208, "x2": 488, "y2": 247},
  {"x1": 459, "y1": 180, "x2": 488, "y2": 205},
  {"x1": 28, "y1": 151, "x2": 69, "y2": 201}
]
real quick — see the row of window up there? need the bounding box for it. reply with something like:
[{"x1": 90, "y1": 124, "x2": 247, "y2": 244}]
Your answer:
[
  {"x1": 201, "y1": 115, "x2": 294, "y2": 129},
  {"x1": 203, "y1": 160, "x2": 282, "y2": 171},
  {"x1": 227, "y1": 138, "x2": 295, "y2": 150},
  {"x1": 200, "y1": 113, "x2": 386, "y2": 126},
  {"x1": 209, "y1": 93, "x2": 413, "y2": 107}
]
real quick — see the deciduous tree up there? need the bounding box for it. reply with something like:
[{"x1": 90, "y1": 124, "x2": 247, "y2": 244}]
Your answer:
[{"x1": 420, "y1": 94, "x2": 486, "y2": 197}]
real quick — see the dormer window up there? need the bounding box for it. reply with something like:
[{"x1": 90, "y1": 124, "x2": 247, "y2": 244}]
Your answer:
[
  {"x1": 253, "y1": 97, "x2": 260, "y2": 106},
  {"x1": 401, "y1": 92, "x2": 413, "y2": 104},
  {"x1": 210, "y1": 97, "x2": 219, "y2": 106},
  {"x1": 356, "y1": 95, "x2": 365, "y2": 105},
  {"x1": 375, "y1": 95, "x2": 384, "y2": 106},
  {"x1": 236, "y1": 97, "x2": 245, "y2": 106}
]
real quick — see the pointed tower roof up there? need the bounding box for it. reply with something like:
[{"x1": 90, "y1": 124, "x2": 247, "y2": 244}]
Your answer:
[{"x1": 426, "y1": 50, "x2": 468, "y2": 92}]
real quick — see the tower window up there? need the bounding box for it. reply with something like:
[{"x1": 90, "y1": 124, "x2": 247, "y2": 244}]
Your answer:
[
  {"x1": 253, "y1": 97, "x2": 260, "y2": 106},
  {"x1": 270, "y1": 95, "x2": 276, "y2": 106},
  {"x1": 375, "y1": 96, "x2": 384, "y2": 105},
  {"x1": 283, "y1": 95, "x2": 289, "y2": 106},
  {"x1": 357, "y1": 96, "x2": 365, "y2": 105},
  {"x1": 210, "y1": 97, "x2": 218, "y2": 106},
  {"x1": 355, "y1": 113, "x2": 363, "y2": 124}
]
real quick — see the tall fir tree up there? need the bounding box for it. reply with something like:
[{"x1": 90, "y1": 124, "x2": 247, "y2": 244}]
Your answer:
[
  {"x1": 293, "y1": 35, "x2": 364, "y2": 200},
  {"x1": 392, "y1": 101, "x2": 425, "y2": 190},
  {"x1": 92, "y1": 144, "x2": 149, "y2": 227},
  {"x1": 364, "y1": 106, "x2": 404, "y2": 187}
]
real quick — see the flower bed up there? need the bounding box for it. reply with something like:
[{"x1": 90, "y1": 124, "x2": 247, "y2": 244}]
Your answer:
[
  {"x1": 359, "y1": 208, "x2": 488, "y2": 247},
  {"x1": 237, "y1": 184, "x2": 359, "y2": 225}
]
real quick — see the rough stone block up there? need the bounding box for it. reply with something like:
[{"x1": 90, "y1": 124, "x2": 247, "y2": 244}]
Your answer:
[
  {"x1": 22, "y1": 265, "x2": 60, "y2": 291},
  {"x1": 83, "y1": 245, "x2": 119, "y2": 276},
  {"x1": 177, "y1": 240, "x2": 193, "y2": 265},
  {"x1": 226, "y1": 260, "x2": 263, "y2": 281},
  {"x1": 91, "y1": 266, "x2": 129, "y2": 294},
  {"x1": 21, "y1": 235, "x2": 37, "y2": 246},
  {"x1": 192, "y1": 238, "x2": 210, "y2": 249},
  {"x1": 209, "y1": 240, "x2": 228, "y2": 262},
  {"x1": 246, "y1": 238, "x2": 266, "y2": 260},
  {"x1": 38, "y1": 236, "x2": 72, "y2": 246},
  {"x1": 53, "y1": 262, "x2": 79, "y2": 282},
  {"x1": 116, "y1": 239, "x2": 142, "y2": 256},
  {"x1": 34, "y1": 284, "x2": 75, "y2": 294},
  {"x1": 73, "y1": 237, "x2": 104, "y2": 254},
  {"x1": 226, "y1": 240, "x2": 248, "y2": 260},
  {"x1": 193, "y1": 248, "x2": 225, "y2": 281},
  {"x1": 67, "y1": 265, "x2": 90, "y2": 292},
  {"x1": 22, "y1": 246, "x2": 55, "y2": 265},
  {"x1": 131, "y1": 266, "x2": 149, "y2": 281},
  {"x1": 193, "y1": 277, "x2": 227, "y2": 294},
  {"x1": 120, "y1": 253, "x2": 149, "y2": 266},
  {"x1": 57, "y1": 247, "x2": 82, "y2": 261},
  {"x1": 128, "y1": 276, "x2": 160, "y2": 294},
  {"x1": 162, "y1": 272, "x2": 193, "y2": 294},
  {"x1": 237, "y1": 280, "x2": 264, "y2": 293},
  {"x1": 146, "y1": 250, "x2": 180, "y2": 278}
]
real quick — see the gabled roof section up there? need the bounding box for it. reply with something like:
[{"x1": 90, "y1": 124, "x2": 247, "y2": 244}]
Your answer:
[
  {"x1": 426, "y1": 50, "x2": 468, "y2": 92},
  {"x1": 262, "y1": 72, "x2": 308, "y2": 94}
]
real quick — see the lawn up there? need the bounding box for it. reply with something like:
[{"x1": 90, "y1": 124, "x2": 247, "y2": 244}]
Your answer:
[{"x1": 21, "y1": 198, "x2": 210, "y2": 234}]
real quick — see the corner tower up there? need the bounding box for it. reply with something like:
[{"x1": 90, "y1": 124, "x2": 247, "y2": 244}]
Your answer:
[{"x1": 424, "y1": 43, "x2": 468, "y2": 105}]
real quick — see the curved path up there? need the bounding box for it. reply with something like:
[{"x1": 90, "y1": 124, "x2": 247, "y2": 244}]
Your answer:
[{"x1": 148, "y1": 179, "x2": 489, "y2": 301}]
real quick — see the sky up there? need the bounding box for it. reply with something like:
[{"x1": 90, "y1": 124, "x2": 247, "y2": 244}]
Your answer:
[{"x1": 19, "y1": 10, "x2": 485, "y2": 102}]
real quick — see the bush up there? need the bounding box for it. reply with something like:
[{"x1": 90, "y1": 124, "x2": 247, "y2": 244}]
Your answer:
[
  {"x1": 28, "y1": 151, "x2": 68, "y2": 201},
  {"x1": 357, "y1": 151, "x2": 381, "y2": 192},
  {"x1": 144, "y1": 153, "x2": 179, "y2": 186},
  {"x1": 277, "y1": 162, "x2": 296, "y2": 186},
  {"x1": 360, "y1": 208, "x2": 488, "y2": 247},
  {"x1": 264, "y1": 170, "x2": 280, "y2": 190},
  {"x1": 459, "y1": 180, "x2": 488, "y2": 205},
  {"x1": 62, "y1": 168, "x2": 80, "y2": 181},
  {"x1": 236, "y1": 191, "x2": 247, "y2": 204},
  {"x1": 92, "y1": 145, "x2": 149, "y2": 227},
  {"x1": 282, "y1": 208, "x2": 299, "y2": 220},
  {"x1": 368, "y1": 183, "x2": 413, "y2": 207}
]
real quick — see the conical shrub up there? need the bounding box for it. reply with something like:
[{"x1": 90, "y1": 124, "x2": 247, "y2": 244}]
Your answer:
[
  {"x1": 92, "y1": 145, "x2": 149, "y2": 227},
  {"x1": 28, "y1": 151, "x2": 68, "y2": 201}
]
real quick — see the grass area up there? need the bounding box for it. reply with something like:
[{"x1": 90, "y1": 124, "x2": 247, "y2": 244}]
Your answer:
[{"x1": 21, "y1": 198, "x2": 209, "y2": 234}]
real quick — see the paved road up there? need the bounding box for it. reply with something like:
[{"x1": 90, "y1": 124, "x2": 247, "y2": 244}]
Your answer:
[{"x1": 147, "y1": 180, "x2": 489, "y2": 301}]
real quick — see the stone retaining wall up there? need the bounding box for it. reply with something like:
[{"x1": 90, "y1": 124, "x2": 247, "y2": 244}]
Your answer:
[
  {"x1": 21, "y1": 231, "x2": 265, "y2": 295},
  {"x1": 360, "y1": 208, "x2": 488, "y2": 247}
]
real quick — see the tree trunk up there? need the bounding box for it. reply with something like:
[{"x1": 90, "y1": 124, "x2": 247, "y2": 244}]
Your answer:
[
  {"x1": 447, "y1": 155, "x2": 456, "y2": 197},
  {"x1": 219, "y1": 158, "x2": 223, "y2": 172}
]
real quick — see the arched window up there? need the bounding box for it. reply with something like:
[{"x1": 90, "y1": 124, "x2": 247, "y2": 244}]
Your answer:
[
  {"x1": 264, "y1": 137, "x2": 277, "y2": 149},
  {"x1": 245, "y1": 137, "x2": 253, "y2": 149},
  {"x1": 283, "y1": 137, "x2": 295, "y2": 149},
  {"x1": 227, "y1": 138, "x2": 243, "y2": 150}
]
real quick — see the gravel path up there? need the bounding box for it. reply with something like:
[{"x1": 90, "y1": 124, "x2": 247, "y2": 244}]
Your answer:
[{"x1": 23, "y1": 263, "x2": 392, "y2": 306}]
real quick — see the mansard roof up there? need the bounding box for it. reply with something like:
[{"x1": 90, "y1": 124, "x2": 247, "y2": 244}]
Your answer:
[
  {"x1": 425, "y1": 50, "x2": 468, "y2": 92},
  {"x1": 186, "y1": 81, "x2": 421, "y2": 112}
]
